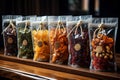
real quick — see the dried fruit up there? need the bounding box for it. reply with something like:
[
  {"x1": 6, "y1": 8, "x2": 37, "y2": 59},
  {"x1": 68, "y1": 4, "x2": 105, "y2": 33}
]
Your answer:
[
  {"x1": 110, "y1": 54, "x2": 113, "y2": 59},
  {"x1": 99, "y1": 54, "x2": 102, "y2": 58},
  {"x1": 96, "y1": 53, "x2": 99, "y2": 57},
  {"x1": 49, "y1": 27, "x2": 68, "y2": 64},
  {"x1": 104, "y1": 55, "x2": 108, "y2": 59}
]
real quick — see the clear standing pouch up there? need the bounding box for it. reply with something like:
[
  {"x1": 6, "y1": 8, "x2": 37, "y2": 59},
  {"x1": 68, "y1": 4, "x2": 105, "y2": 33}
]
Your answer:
[
  {"x1": 31, "y1": 16, "x2": 50, "y2": 62},
  {"x1": 16, "y1": 16, "x2": 35, "y2": 59},
  {"x1": 2, "y1": 15, "x2": 21, "y2": 56},
  {"x1": 89, "y1": 18, "x2": 118, "y2": 71},
  {"x1": 67, "y1": 15, "x2": 92, "y2": 68},
  {"x1": 48, "y1": 16, "x2": 69, "y2": 65}
]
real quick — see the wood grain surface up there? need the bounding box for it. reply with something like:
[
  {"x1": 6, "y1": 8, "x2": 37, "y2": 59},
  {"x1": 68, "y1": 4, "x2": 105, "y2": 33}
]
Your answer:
[{"x1": 0, "y1": 53, "x2": 120, "y2": 80}]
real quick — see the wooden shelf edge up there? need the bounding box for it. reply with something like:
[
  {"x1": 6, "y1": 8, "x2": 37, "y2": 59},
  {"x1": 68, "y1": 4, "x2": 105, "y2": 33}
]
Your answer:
[
  {"x1": 0, "y1": 66, "x2": 55, "y2": 80},
  {"x1": 0, "y1": 53, "x2": 120, "y2": 79}
]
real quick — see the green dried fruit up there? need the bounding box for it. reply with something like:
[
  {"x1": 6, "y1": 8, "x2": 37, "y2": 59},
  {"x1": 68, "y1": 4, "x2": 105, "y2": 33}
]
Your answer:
[{"x1": 17, "y1": 22, "x2": 34, "y2": 59}]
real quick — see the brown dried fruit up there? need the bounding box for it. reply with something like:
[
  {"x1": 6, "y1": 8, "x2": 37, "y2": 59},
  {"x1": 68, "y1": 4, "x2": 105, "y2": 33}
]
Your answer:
[{"x1": 96, "y1": 53, "x2": 99, "y2": 57}]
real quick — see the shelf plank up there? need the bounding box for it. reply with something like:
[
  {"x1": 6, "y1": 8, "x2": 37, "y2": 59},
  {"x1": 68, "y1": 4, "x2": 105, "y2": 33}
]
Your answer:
[
  {"x1": 0, "y1": 60, "x2": 97, "y2": 80},
  {"x1": 0, "y1": 53, "x2": 120, "y2": 80}
]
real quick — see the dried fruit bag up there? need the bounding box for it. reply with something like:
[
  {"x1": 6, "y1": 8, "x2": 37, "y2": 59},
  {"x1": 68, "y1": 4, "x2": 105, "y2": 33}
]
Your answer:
[
  {"x1": 48, "y1": 16, "x2": 69, "y2": 64},
  {"x1": 31, "y1": 16, "x2": 50, "y2": 62},
  {"x1": 2, "y1": 15, "x2": 21, "y2": 56},
  {"x1": 67, "y1": 15, "x2": 92, "y2": 68},
  {"x1": 89, "y1": 18, "x2": 118, "y2": 71},
  {"x1": 16, "y1": 16, "x2": 34, "y2": 59}
]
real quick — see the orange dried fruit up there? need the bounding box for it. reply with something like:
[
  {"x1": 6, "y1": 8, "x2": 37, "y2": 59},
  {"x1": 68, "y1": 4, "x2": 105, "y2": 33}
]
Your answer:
[
  {"x1": 106, "y1": 38, "x2": 113, "y2": 43},
  {"x1": 49, "y1": 28, "x2": 68, "y2": 64}
]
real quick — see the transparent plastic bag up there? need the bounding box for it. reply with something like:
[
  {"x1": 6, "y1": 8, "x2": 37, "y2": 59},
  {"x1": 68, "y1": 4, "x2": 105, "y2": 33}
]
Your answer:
[
  {"x1": 48, "y1": 16, "x2": 69, "y2": 64},
  {"x1": 16, "y1": 16, "x2": 35, "y2": 59},
  {"x1": 88, "y1": 18, "x2": 118, "y2": 71},
  {"x1": 67, "y1": 15, "x2": 92, "y2": 68},
  {"x1": 2, "y1": 15, "x2": 21, "y2": 56},
  {"x1": 31, "y1": 16, "x2": 50, "y2": 62}
]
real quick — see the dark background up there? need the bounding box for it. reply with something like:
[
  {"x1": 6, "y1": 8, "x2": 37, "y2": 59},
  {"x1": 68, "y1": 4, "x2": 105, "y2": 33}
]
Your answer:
[{"x1": 0, "y1": 0, "x2": 119, "y2": 52}]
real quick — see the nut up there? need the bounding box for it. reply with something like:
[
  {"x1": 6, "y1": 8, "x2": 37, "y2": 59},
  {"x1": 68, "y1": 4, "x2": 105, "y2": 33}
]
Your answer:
[
  {"x1": 104, "y1": 55, "x2": 108, "y2": 59},
  {"x1": 103, "y1": 50, "x2": 105, "y2": 53},
  {"x1": 96, "y1": 53, "x2": 99, "y2": 57},
  {"x1": 110, "y1": 54, "x2": 113, "y2": 59},
  {"x1": 99, "y1": 42, "x2": 102, "y2": 46},
  {"x1": 99, "y1": 54, "x2": 102, "y2": 58},
  {"x1": 106, "y1": 53, "x2": 109, "y2": 56},
  {"x1": 106, "y1": 46, "x2": 110, "y2": 51},
  {"x1": 110, "y1": 51, "x2": 113, "y2": 54},
  {"x1": 102, "y1": 53, "x2": 105, "y2": 56},
  {"x1": 107, "y1": 50, "x2": 110, "y2": 53}
]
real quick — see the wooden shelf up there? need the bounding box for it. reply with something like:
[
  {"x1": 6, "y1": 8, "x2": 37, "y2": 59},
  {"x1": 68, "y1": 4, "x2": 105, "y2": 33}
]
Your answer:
[{"x1": 0, "y1": 53, "x2": 120, "y2": 80}]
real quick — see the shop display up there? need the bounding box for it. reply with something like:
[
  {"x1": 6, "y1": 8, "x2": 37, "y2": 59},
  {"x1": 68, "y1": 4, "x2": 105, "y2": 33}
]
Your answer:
[{"x1": 1, "y1": 15, "x2": 119, "y2": 72}]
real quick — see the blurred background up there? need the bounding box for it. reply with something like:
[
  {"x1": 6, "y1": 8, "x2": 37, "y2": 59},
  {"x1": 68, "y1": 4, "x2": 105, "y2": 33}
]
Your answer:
[{"x1": 0, "y1": 0, "x2": 119, "y2": 52}]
